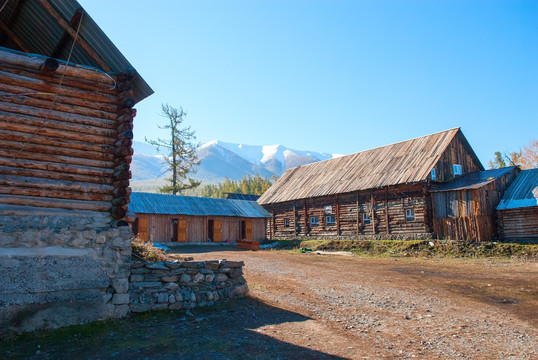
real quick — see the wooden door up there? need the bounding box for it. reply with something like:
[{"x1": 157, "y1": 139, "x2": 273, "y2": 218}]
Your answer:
[
  {"x1": 177, "y1": 219, "x2": 187, "y2": 242},
  {"x1": 138, "y1": 217, "x2": 148, "y2": 242},
  {"x1": 213, "y1": 220, "x2": 222, "y2": 242},
  {"x1": 245, "y1": 221, "x2": 253, "y2": 240},
  {"x1": 171, "y1": 219, "x2": 178, "y2": 242}
]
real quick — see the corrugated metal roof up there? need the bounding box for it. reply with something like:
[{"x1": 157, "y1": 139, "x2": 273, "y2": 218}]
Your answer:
[
  {"x1": 497, "y1": 169, "x2": 538, "y2": 210},
  {"x1": 0, "y1": 0, "x2": 153, "y2": 103},
  {"x1": 259, "y1": 128, "x2": 480, "y2": 204},
  {"x1": 431, "y1": 167, "x2": 517, "y2": 192},
  {"x1": 129, "y1": 192, "x2": 271, "y2": 218}
]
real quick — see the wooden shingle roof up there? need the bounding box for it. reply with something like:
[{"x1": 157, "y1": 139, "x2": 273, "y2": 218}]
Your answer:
[{"x1": 258, "y1": 128, "x2": 463, "y2": 204}]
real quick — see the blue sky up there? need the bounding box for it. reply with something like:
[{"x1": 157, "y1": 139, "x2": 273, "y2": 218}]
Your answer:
[{"x1": 80, "y1": 0, "x2": 537, "y2": 165}]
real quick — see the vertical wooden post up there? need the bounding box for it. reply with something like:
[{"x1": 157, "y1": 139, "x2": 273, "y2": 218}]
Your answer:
[
  {"x1": 293, "y1": 201, "x2": 297, "y2": 237},
  {"x1": 371, "y1": 193, "x2": 376, "y2": 234},
  {"x1": 304, "y1": 199, "x2": 308, "y2": 236},
  {"x1": 385, "y1": 187, "x2": 390, "y2": 234},
  {"x1": 336, "y1": 194, "x2": 340, "y2": 236},
  {"x1": 270, "y1": 208, "x2": 274, "y2": 241},
  {"x1": 356, "y1": 191, "x2": 360, "y2": 236}
]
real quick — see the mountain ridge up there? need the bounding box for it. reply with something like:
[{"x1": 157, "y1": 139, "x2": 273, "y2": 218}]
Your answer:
[{"x1": 131, "y1": 140, "x2": 342, "y2": 192}]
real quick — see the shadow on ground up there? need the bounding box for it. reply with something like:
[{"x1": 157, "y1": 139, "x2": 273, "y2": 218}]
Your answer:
[{"x1": 1, "y1": 297, "x2": 345, "y2": 360}]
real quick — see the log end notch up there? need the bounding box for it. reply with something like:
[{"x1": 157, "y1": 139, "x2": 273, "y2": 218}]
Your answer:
[{"x1": 111, "y1": 70, "x2": 137, "y2": 221}]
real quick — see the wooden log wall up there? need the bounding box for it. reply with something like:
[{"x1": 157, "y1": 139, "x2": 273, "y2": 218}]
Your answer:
[
  {"x1": 0, "y1": 49, "x2": 136, "y2": 221},
  {"x1": 498, "y1": 207, "x2": 538, "y2": 240},
  {"x1": 432, "y1": 131, "x2": 483, "y2": 183},
  {"x1": 267, "y1": 183, "x2": 430, "y2": 238}
]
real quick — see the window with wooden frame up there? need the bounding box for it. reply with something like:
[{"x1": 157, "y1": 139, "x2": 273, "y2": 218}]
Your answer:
[
  {"x1": 431, "y1": 168, "x2": 436, "y2": 181},
  {"x1": 405, "y1": 208, "x2": 415, "y2": 222},
  {"x1": 453, "y1": 164, "x2": 462, "y2": 176},
  {"x1": 362, "y1": 212, "x2": 371, "y2": 224},
  {"x1": 284, "y1": 218, "x2": 290, "y2": 227},
  {"x1": 326, "y1": 215, "x2": 336, "y2": 225},
  {"x1": 310, "y1": 217, "x2": 319, "y2": 227}
]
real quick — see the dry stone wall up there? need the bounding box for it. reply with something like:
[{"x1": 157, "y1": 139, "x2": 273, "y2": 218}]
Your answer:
[{"x1": 130, "y1": 260, "x2": 248, "y2": 312}]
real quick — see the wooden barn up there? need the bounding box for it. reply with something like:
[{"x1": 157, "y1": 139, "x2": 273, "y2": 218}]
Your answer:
[
  {"x1": 430, "y1": 167, "x2": 519, "y2": 241},
  {"x1": 258, "y1": 128, "x2": 485, "y2": 240},
  {"x1": 129, "y1": 192, "x2": 271, "y2": 244},
  {"x1": 0, "y1": 0, "x2": 152, "y2": 333},
  {"x1": 497, "y1": 169, "x2": 538, "y2": 241}
]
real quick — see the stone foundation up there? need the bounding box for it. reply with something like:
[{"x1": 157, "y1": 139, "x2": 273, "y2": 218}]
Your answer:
[
  {"x1": 0, "y1": 206, "x2": 131, "y2": 335},
  {"x1": 130, "y1": 260, "x2": 248, "y2": 312}
]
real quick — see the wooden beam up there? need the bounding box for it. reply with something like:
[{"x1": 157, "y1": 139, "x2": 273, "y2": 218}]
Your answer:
[
  {"x1": 36, "y1": 0, "x2": 112, "y2": 72},
  {"x1": 50, "y1": 8, "x2": 83, "y2": 59},
  {"x1": 0, "y1": 0, "x2": 26, "y2": 45},
  {"x1": 371, "y1": 193, "x2": 375, "y2": 234},
  {"x1": 336, "y1": 194, "x2": 340, "y2": 236},
  {"x1": 356, "y1": 191, "x2": 360, "y2": 236},
  {"x1": 0, "y1": 20, "x2": 29, "y2": 52},
  {"x1": 293, "y1": 201, "x2": 297, "y2": 237},
  {"x1": 385, "y1": 187, "x2": 390, "y2": 234},
  {"x1": 304, "y1": 199, "x2": 308, "y2": 236}
]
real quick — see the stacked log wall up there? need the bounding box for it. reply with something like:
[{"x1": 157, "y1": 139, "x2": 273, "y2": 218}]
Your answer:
[
  {"x1": 0, "y1": 49, "x2": 135, "y2": 221},
  {"x1": 498, "y1": 207, "x2": 538, "y2": 240},
  {"x1": 266, "y1": 183, "x2": 430, "y2": 239}
]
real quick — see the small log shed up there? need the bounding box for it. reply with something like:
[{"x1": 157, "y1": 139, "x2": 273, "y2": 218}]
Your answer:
[
  {"x1": 430, "y1": 167, "x2": 520, "y2": 241},
  {"x1": 129, "y1": 192, "x2": 271, "y2": 244},
  {"x1": 497, "y1": 169, "x2": 538, "y2": 241}
]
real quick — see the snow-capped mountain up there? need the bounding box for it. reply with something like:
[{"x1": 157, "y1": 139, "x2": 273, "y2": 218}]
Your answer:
[{"x1": 130, "y1": 140, "x2": 341, "y2": 191}]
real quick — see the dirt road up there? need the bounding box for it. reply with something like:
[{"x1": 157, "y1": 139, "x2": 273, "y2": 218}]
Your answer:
[
  {"x1": 2, "y1": 248, "x2": 536, "y2": 359},
  {"x1": 184, "y1": 248, "x2": 537, "y2": 359}
]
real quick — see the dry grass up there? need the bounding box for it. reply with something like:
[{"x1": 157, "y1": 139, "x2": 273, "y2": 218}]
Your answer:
[{"x1": 131, "y1": 236, "x2": 172, "y2": 262}]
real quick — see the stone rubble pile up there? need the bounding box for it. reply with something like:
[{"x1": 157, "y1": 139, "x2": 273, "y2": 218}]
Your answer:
[{"x1": 130, "y1": 259, "x2": 249, "y2": 312}]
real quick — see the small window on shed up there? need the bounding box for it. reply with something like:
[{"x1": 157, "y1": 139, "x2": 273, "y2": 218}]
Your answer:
[
  {"x1": 431, "y1": 168, "x2": 436, "y2": 181},
  {"x1": 310, "y1": 217, "x2": 319, "y2": 227},
  {"x1": 453, "y1": 164, "x2": 462, "y2": 176},
  {"x1": 362, "y1": 212, "x2": 371, "y2": 224},
  {"x1": 326, "y1": 215, "x2": 336, "y2": 225},
  {"x1": 405, "y1": 209, "x2": 415, "y2": 222},
  {"x1": 284, "y1": 218, "x2": 290, "y2": 227}
]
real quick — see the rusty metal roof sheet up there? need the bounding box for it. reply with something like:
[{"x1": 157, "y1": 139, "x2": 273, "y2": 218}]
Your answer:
[
  {"x1": 0, "y1": 0, "x2": 153, "y2": 103},
  {"x1": 497, "y1": 169, "x2": 538, "y2": 210},
  {"x1": 129, "y1": 192, "x2": 271, "y2": 218},
  {"x1": 258, "y1": 128, "x2": 477, "y2": 204},
  {"x1": 431, "y1": 167, "x2": 518, "y2": 192}
]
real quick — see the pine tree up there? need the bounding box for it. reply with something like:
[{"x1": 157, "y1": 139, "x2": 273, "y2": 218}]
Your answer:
[{"x1": 145, "y1": 104, "x2": 201, "y2": 195}]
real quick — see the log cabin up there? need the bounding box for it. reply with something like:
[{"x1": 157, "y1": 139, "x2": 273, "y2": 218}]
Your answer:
[
  {"x1": 130, "y1": 192, "x2": 271, "y2": 244},
  {"x1": 258, "y1": 128, "x2": 487, "y2": 240},
  {"x1": 0, "y1": 0, "x2": 152, "y2": 334},
  {"x1": 430, "y1": 167, "x2": 519, "y2": 241},
  {"x1": 497, "y1": 169, "x2": 538, "y2": 241}
]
